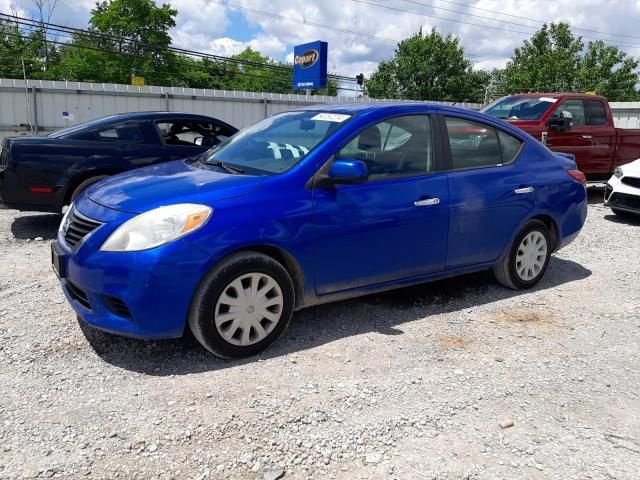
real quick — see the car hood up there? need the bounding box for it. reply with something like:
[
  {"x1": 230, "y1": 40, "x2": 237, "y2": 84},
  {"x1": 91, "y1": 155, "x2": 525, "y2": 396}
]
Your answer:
[
  {"x1": 621, "y1": 159, "x2": 640, "y2": 176},
  {"x1": 87, "y1": 159, "x2": 265, "y2": 214}
]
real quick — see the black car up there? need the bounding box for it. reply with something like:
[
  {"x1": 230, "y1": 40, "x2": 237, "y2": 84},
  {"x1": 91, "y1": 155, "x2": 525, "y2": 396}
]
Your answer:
[{"x1": 0, "y1": 112, "x2": 238, "y2": 213}]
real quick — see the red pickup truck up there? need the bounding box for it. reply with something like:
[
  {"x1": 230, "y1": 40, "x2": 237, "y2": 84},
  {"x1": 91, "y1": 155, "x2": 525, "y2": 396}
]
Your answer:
[{"x1": 481, "y1": 93, "x2": 640, "y2": 181}]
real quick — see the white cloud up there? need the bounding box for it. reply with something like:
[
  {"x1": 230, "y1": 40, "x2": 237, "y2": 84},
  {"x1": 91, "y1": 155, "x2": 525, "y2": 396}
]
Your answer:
[
  {"x1": 0, "y1": 0, "x2": 27, "y2": 17},
  {"x1": 208, "y1": 37, "x2": 248, "y2": 57},
  {"x1": 164, "y1": 0, "x2": 230, "y2": 52},
  {"x1": 206, "y1": 35, "x2": 285, "y2": 59}
]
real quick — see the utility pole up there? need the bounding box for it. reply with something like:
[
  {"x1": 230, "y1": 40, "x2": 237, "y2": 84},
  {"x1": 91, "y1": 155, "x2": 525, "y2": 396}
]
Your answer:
[{"x1": 21, "y1": 57, "x2": 33, "y2": 133}]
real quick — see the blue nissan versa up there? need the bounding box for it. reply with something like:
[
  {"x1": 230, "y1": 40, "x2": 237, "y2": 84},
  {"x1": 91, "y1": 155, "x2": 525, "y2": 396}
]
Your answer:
[{"x1": 52, "y1": 103, "x2": 588, "y2": 358}]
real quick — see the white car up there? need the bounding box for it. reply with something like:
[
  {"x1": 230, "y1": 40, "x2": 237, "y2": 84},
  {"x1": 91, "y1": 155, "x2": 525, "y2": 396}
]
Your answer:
[{"x1": 604, "y1": 160, "x2": 640, "y2": 217}]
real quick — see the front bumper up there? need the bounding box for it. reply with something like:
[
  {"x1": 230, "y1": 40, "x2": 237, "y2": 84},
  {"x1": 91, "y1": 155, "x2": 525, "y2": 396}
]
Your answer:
[
  {"x1": 54, "y1": 197, "x2": 215, "y2": 339},
  {"x1": 604, "y1": 176, "x2": 640, "y2": 214}
]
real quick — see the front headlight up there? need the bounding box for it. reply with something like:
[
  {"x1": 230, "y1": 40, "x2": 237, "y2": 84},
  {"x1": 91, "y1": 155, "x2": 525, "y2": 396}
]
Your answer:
[
  {"x1": 614, "y1": 167, "x2": 624, "y2": 178},
  {"x1": 59, "y1": 202, "x2": 74, "y2": 234},
  {"x1": 101, "y1": 204, "x2": 212, "y2": 252}
]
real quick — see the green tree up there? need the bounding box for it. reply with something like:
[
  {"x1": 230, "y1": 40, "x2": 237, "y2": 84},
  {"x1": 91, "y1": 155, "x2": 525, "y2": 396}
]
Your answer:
[
  {"x1": 224, "y1": 47, "x2": 293, "y2": 93},
  {"x1": 366, "y1": 28, "x2": 489, "y2": 102},
  {"x1": 55, "y1": 0, "x2": 178, "y2": 84},
  {"x1": 494, "y1": 23, "x2": 640, "y2": 101},
  {"x1": 578, "y1": 41, "x2": 639, "y2": 101},
  {"x1": 0, "y1": 2, "x2": 340, "y2": 95},
  {"x1": 0, "y1": 19, "x2": 59, "y2": 80},
  {"x1": 0, "y1": 21, "x2": 30, "y2": 78}
]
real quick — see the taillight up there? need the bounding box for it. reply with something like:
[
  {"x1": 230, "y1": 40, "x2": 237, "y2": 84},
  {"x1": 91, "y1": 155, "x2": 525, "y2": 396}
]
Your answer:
[{"x1": 567, "y1": 169, "x2": 586, "y2": 186}]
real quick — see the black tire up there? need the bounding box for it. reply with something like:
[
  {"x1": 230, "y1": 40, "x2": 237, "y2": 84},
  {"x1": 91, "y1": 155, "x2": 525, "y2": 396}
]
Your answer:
[
  {"x1": 494, "y1": 219, "x2": 551, "y2": 290},
  {"x1": 188, "y1": 251, "x2": 295, "y2": 358},
  {"x1": 70, "y1": 175, "x2": 109, "y2": 202}
]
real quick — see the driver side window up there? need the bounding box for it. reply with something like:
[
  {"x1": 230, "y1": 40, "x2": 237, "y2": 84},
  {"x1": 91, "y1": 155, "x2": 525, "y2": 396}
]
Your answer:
[
  {"x1": 336, "y1": 115, "x2": 432, "y2": 181},
  {"x1": 556, "y1": 100, "x2": 586, "y2": 126}
]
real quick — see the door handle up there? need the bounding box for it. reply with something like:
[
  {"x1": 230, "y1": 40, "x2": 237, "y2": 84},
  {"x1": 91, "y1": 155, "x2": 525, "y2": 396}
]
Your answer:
[
  {"x1": 414, "y1": 198, "x2": 440, "y2": 207},
  {"x1": 514, "y1": 187, "x2": 535, "y2": 194},
  {"x1": 582, "y1": 135, "x2": 592, "y2": 140}
]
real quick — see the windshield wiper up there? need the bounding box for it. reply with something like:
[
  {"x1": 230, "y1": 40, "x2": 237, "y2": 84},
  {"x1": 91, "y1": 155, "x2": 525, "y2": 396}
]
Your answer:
[{"x1": 206, "y1": 160, "x2": 244, "y2": 174}]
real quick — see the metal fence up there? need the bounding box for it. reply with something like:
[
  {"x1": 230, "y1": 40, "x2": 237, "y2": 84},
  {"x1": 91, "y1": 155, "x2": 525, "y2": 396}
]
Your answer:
[
  {"x1": 3, "y1": 78, "x2": 640, "y2": 141},
  {"x1": 609, "y1": 102, "x2": 640, "y2": 129},
  {"x1": 0, "y1": 78, "x2": 483, "y2": 140}
]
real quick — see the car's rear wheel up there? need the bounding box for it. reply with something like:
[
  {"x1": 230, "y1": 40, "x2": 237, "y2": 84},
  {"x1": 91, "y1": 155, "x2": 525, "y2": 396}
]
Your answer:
[
  {"x1": 494, "y1": 219, "x2": 551, "y2": 290},
  {"x1": 188, "y1": 251, "x2": 295, "y2": 358}
]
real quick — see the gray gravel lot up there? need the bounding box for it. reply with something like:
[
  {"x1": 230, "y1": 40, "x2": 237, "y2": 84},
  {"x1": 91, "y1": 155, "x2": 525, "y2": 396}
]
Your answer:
[{"x1": 1, "y1": 188, "x2": 639, "y2": 480}]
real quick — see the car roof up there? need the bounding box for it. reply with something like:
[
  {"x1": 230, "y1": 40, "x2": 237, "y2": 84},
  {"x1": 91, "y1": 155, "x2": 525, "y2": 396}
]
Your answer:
[
  {"x1": 291, "y1": 101, "x2": 474, "y2": 116},
  {"x1": 103, "y1": 111, "x2": 225, "y2": 121},
  {"x1": 49, "y1": 111, "x2": 238, "y2": 140},
  {"x1": 502, "y1": 93, "x2": 608, "y2": 101}
]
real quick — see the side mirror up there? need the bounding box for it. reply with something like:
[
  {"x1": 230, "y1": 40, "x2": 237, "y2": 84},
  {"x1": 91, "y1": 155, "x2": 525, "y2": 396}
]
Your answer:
[
  {"x1": 328, "y1": 159, "x2": 368, "y2": 184},
  {"x1": 315, "y1": 159, "x2": 368, "y2": 188},
  {"x1": 549, "y1": 112, "x2": 573, "y2": 132}
]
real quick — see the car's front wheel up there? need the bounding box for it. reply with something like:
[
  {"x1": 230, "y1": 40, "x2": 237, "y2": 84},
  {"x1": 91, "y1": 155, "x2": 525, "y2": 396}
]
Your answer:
[
  {"x1": 188, "y1": 251, "x2": 295, "y2": 358},
  {"x1": 494, "y1": 219, "x2": 551, "y2": 290}
]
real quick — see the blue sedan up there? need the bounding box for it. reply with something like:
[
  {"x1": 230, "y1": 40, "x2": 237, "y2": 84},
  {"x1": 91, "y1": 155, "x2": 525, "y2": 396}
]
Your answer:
[{"x1": 52, "y1": 103, "x2": 588, "y2": 358}]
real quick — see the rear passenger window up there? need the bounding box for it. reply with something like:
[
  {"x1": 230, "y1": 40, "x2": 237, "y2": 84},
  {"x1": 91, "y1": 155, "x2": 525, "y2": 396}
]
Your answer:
[
  {"x1": 336, "y1": 115, "x2": 432, "y2": 181},
  {"x1": 584, "y1": 100, "x2": 607, "y2": 126},
  {"x1": 96, "y1": 123, "x2": 145, "y2": 142},
  {"x1": 498, "y1": 130, "x2": 523, "y2": 164},
  {"x1": 445, "y1": 117, "x2": 522, "y2": 169}
]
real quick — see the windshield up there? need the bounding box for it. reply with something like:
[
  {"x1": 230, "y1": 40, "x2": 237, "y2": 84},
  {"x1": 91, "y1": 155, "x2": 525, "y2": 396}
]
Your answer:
[
  {"x1": 482, "y1": 97, "x2": 557, "y2": 120},
  {"x1": 203, "y1": 111, "x2": 351, "y2": 175}
]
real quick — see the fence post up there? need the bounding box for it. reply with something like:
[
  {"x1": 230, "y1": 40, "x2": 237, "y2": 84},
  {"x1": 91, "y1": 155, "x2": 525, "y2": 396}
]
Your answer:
[
  {"x1": 31, "y1": 86, "x2": 39, "y2": 134},
  {"x1": 165, "y1": 92, "x2": 170, "y2": 111}
]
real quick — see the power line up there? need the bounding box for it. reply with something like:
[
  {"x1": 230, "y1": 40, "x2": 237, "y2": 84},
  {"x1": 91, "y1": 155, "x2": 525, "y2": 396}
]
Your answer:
[
  {"x1": 204, "y1": 0, "x2": 505, "y2": 63},
  {"x1": 401, "y1": 0, "x2": 640, "y2": 41},
  {"x1": 3, "y1": 28, "x2": 492, "y2": 99},
  {"x1": 1, "y1": 29, "x2": 296, "y2": 88},
  {"x1": 205, "y1": 0, "x2": 640, "y2": 57},
  {"x1": 0, "y1": 13, "x2": 359, "y2": 83},
  {"x1": 3, "y1": 24, "x2": 370, "y2": 94},
  {"x1": 350, "y1": 0, "x2": 640, "y2": 48}
]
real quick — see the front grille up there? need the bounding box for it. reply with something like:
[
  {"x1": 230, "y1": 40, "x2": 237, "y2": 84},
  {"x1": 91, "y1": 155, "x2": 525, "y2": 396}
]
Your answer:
[
  {"x1": 66, "y1": 281, "x2": 91, "y2": 310},
  {"x1": 609, "y1": 192, "x2": 640, "y2": 210},
  {"x1": 621, "y1": 176, "x2": 640, "y2": 189},
  {"x1": 102, "y1": 295, "x2": 132, "y2": 319},
  {"x1": 63, "y1": 208, "x2": 102, "y2": 249}
]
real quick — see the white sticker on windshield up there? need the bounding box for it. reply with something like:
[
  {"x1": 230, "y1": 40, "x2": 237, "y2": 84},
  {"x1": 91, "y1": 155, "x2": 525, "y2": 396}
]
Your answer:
[
  {"x1": 311, "y1": 113, "x2": 351, "y2": 123},
  {"x1": 539, "y1": 97, "x2": 558, "y2": 103}
]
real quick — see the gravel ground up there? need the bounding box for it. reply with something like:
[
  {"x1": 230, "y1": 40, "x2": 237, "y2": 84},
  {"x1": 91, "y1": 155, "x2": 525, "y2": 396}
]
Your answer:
[{"x1": 1, "y1": 187, "x2": 639, "y2": 480}]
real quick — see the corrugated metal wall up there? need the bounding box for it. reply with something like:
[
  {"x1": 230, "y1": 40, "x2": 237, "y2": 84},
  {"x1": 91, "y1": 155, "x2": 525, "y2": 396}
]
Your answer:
[
  {"x1": 3, "y1": 79, "x2": 640, "y2": 141},
  {"x1": 0, "y1": 78, "x2": 482, "y2": 140},
  {"x1": 608, "y1": 102, "x2": 640, "y2": 129}
]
